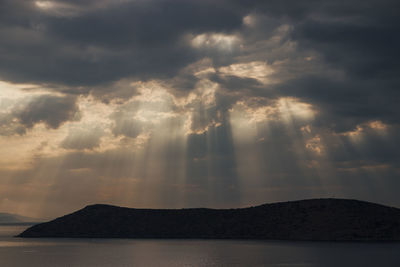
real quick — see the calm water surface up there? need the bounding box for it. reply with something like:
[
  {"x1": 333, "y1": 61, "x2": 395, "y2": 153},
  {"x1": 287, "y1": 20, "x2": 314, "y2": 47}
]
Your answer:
[{"x1": 1, "y1": 225, "x2": 400, "y2": 267}]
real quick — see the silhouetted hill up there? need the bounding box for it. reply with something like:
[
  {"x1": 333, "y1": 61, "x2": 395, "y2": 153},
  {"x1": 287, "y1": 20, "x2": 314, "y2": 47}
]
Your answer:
[{"x1": 17, "y1": 199, "x2": 400, "y2": 241}]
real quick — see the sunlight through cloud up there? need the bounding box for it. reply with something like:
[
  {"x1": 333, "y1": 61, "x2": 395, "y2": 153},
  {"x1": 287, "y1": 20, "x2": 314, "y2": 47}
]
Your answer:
[
  {"x1": 219, "y1": 61, "x2": 274, "y2": 84},
  {"x1": 190, "y1": 33, "x2": 241, "y2": 52}
]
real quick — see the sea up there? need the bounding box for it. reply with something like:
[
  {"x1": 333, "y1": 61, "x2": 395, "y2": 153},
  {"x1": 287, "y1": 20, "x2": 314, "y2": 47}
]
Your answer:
[{"x1": 1, "y1": 225, "x2": 400, "y2": 267}]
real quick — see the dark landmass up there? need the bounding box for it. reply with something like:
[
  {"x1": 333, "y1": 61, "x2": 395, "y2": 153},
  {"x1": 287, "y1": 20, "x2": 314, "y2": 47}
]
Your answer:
[
  {"x1": 17, "y1": 199, "x2": 400, "y2": 241},
  {"x1": 0, "y1": 212, "x2": 41, "y2": 225}
]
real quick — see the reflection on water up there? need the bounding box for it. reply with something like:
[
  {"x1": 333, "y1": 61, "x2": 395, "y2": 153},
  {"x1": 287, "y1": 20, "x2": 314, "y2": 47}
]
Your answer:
[{"x1": 1, "y1": 225, "x2": 400, "y2": 267}]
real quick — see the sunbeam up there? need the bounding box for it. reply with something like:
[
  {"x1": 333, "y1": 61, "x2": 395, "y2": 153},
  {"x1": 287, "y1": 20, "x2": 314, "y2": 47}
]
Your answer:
[{"x1": 0, "y1": 0, "x2": 399, "y2": 220}]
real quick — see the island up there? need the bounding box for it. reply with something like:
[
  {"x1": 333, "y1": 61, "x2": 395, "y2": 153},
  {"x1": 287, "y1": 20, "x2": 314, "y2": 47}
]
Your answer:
[{"x1": 17, "y1": 198, "x2": 400, "y2": 241}]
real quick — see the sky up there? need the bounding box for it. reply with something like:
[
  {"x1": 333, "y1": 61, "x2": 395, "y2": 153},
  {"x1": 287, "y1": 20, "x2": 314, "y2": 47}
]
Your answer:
[{"x1": 0, "y1": 0, "x2": 399, "y2": 218}]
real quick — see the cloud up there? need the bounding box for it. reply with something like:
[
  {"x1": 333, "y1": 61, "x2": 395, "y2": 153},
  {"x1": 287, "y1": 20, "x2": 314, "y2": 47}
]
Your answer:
[
  {"x1": 1, "y1": 0, "x2": 400, "y2": 216},
  {"x1": 0, "y1": 113, "x2": 26, "y2": 136},
  {"x1": 112, "y1": 117, "x2": 144, "y2": 139},
  {"x1": 16, "y1": 94, "x2": 81, "y2": 129},
  {"x1": 0, "y1": 94, "x2": 80, "y2": 135},
  {"x1": 61, "y1": 127, "x2": 104, "y2": 150},
  {"x1": 0, "y1": 0, "x2": 244, "y2": 88}
]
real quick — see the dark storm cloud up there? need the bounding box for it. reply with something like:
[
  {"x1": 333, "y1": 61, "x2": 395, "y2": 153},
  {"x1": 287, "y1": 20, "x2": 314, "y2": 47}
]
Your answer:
[
  {"x1": 0, "y1": 0, "x2": 244, "y2": 86},
  {"x1": 294, "y1": 20, "x2": 400, "y2": 79},
  {"x1": 0, "y1": 0, "x2": 398, "y2": 90},
  {"x1": 276, "y1": 75, "x2": 400, "y2": 133},
  {"x1": 223, "y1": 0, "x2": 400, "y2": 134},
  {"x1": 0, "y1": 94, "x2": 80, "y2": 135},
  {"x1": 17, "y1": 95, "x2": 80, "y2": 130},
  {"x1": 1, "y1": 0, "x2": 398, "y2": 152},
  {"x1": 17, "y1": 95, "x2": 80, "y2": 129},
  {"x1": 284, "y1": 1, "x2": 400, "y2": 130}
]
